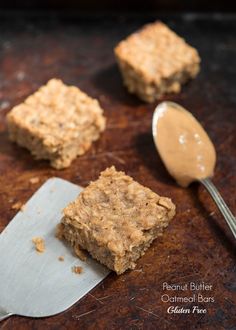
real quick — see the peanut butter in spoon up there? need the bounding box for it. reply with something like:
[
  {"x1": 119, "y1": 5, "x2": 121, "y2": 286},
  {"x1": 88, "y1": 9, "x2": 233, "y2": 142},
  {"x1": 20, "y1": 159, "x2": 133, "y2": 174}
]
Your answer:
[{"x1": 152, "y1": 102, "x2": 216, "y2": 187}]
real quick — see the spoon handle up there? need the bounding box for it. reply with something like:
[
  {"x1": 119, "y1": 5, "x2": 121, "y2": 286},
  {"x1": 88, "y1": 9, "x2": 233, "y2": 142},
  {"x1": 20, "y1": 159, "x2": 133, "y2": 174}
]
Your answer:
[{"x1": 200, "y1": 178, "x2": 236, "y2": 240}]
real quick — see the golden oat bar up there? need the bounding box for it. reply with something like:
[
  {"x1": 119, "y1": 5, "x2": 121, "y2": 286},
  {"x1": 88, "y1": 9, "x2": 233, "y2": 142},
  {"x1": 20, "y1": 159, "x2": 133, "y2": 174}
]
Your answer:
[
  {"x1": 7, "y1": 79, "x2": 106, "y2": 169},
  {"x1": 114, "y1": 21, "x2": 200, "y2": 103},
  {"x1": 60, "y1": 166, "x2": 176, "y2": 274}
]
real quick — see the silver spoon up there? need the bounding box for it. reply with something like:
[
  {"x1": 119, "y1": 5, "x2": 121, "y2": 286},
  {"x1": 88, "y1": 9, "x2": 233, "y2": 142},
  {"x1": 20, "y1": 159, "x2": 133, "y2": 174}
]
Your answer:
[{"x1": 152, "y1": 101, "x2": 236, "y2": 239}]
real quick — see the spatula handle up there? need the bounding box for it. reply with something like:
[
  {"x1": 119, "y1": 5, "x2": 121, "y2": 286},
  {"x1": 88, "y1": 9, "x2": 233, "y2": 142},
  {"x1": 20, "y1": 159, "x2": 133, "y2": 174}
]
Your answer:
[{"x1": 0, "y1": 308, "x2": 13, "y2": 321}]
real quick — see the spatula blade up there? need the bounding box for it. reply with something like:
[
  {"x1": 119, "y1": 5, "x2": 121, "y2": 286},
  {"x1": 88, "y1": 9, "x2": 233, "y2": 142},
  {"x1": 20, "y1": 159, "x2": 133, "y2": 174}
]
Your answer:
[{"x1": 0, "y1": 177, "x2": 110, "y2": 318}]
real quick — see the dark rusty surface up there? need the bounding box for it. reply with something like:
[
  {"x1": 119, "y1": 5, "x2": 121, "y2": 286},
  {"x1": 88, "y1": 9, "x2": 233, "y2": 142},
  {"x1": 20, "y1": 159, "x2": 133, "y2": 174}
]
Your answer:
[{"x1": 0, "y1": 12, "x2": 235, "y2": 330}]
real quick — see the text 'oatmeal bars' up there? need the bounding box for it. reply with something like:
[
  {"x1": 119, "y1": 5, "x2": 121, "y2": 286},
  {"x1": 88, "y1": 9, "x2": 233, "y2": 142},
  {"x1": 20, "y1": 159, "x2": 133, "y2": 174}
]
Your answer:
[
  {"x1": 7, "y1": 79, "x2": 106, "y2": 169},
  {"x1": 59, "y1": 166, "x2": 176, "y2": 274},
  {"x1": 114, "y1": 21, "x2": 200, "y2": 102}
]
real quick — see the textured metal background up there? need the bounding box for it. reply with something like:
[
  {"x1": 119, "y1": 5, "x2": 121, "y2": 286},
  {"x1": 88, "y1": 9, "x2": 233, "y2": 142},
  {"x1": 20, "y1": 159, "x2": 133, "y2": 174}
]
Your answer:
[{"x1": 0, "y1": 12, "x2": 235, "y2": 330}]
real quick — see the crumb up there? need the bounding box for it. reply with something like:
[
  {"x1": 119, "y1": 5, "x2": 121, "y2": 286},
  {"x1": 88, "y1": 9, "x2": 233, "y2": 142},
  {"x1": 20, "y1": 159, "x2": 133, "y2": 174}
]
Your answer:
[
  {"x1": 11, "y1": 201, "x2": 22, "y2": 210},
  {"x1": 58, "y1": 256, "x2": 64, "y2": 261},
  {"x1": 72, "y1": 266, "x2": 83, "y2": 274},
  {"x1": 55, "y1": 223, "x2": 64, "y2": 240},
  {"x1": 12, "y1": 201, "x2": 25, "y2": 211},
  {"x1": 32, "y1": 237, "x2": 45, "y2": 253},
  {"x1": 29, "y1": 177, "x2": 40, "y2": 184},
  {"x1": 74, "y1": 245, "x2": 87, "y2": 262},
  {"x1": 55, "y1": 224, "x2": 87, "y2": 260}
]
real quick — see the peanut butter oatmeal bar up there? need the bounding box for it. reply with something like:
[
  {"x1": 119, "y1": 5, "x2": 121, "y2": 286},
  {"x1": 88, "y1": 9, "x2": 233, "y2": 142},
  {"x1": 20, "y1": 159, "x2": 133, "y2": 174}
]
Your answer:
[
  {"x1": 7, "y1": 79, "x2": 106, "y2": 169},
  {"x1": 59, "y1": 166, "x2": 175, "y2": 274},
  {"x1": 114, "y1": 21, "x2": 200, "y2": 102}
]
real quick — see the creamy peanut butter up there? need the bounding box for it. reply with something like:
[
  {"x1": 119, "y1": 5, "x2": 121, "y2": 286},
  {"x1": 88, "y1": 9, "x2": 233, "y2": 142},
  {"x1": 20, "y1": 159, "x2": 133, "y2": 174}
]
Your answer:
[{"x1": 153, "y1": 102, "x2": 216, "y2": 187}]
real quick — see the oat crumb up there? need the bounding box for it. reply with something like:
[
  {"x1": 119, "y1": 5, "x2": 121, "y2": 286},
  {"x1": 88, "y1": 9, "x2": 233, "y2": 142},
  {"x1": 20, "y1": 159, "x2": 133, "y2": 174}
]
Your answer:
[
  {"x1": 72, "y1": 266, "x2": 83, "y2": 274},
  {"x1": 29, "y1": 177, "x2": 40, "y2": 184},
  {"x1": 12, "y1": 202, "x2": 25, "y2": 211},
  {"x1": 58, "y1": 256, "x2": 64, "y2": 261},
  {"x1": 55, "y1": 223, "x2": 64, "y2": 239},
  {"x1": 32, "y1": 237, "x2": 45, "y2": 253},
  {"x1": 74, "y1": 244, "x2": 87, "y2": 261}
]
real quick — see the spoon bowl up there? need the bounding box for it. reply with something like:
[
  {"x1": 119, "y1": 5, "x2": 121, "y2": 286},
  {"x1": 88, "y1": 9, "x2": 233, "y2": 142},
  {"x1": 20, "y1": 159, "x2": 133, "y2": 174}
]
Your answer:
[{"x1": 152, "y1": 101, "x2": 216, "y2": 187}]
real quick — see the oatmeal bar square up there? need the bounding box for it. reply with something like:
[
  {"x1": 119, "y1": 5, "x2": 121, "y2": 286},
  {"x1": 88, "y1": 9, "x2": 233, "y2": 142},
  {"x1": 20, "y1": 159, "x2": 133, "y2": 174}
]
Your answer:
[
  {"x1": 7, "y1": 79, "x2": 106, "y2": 169},
  {"x1": 114, "y1": 21, "x2": 200, "y2": 102},
  {"x1": 59, "y1": 166, "x2": 176, "y2": 274}
]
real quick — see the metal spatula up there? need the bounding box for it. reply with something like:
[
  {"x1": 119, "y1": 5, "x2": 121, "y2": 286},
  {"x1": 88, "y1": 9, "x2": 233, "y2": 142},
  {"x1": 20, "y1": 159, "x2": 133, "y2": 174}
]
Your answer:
[{"x1": 0, "y1": 178, "x2": 110, "y2": 321}]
